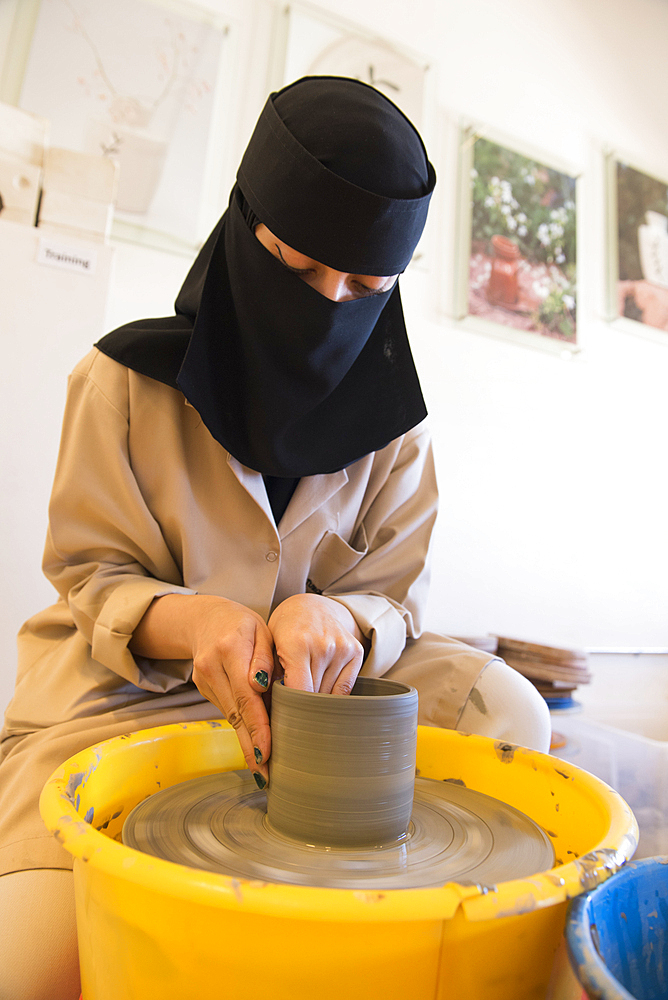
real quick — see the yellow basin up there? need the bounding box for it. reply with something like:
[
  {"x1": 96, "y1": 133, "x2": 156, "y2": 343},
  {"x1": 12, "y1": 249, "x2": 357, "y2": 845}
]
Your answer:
[{"x1": 39, "y1": 722, "x2": 638, "y2": 1000}]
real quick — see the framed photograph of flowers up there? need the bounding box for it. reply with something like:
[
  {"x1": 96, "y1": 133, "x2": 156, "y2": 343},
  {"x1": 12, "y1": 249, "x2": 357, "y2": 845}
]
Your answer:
[
  {"x1": 2, "y1": 0, "x2": 242, "y2": 254},
  {"x1": 606, "y1": 153, "x2": 668, "y2": 342},
  {"x1": 455, "y1": 125, "x2": 580, "y2": 355}
]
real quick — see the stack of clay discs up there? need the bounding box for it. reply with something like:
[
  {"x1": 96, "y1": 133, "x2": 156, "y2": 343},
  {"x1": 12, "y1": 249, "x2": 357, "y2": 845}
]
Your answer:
[
  {"x1": 454, "y1": 635, "x2": 591, "y2": 702},
  {"x1": 493, "y1": 636, "x2": 591, "y2": 701}
]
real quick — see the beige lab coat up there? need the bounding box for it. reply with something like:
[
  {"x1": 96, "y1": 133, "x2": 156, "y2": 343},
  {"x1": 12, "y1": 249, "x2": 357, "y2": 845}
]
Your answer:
[{"x1": 0, "y1": 349, "x2": 491, "y2": 873}]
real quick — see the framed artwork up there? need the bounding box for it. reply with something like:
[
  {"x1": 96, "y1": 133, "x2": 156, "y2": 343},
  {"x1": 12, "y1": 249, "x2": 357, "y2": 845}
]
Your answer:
[
  {"x1": 455, "y1": 125, "x2": 580, "y2": 356},
  {"x1": 271, "y1": 2, "x2": 433, "y2": 271},
  {"x1": 274, "y1": 2, "x2": 430, "y2": 132},
  {"x1": 606, "y1": 153, "x2": 668, "y2": 341},
  {"x1": 4, "y1": 0, "x2": 240, "y2": 254}
]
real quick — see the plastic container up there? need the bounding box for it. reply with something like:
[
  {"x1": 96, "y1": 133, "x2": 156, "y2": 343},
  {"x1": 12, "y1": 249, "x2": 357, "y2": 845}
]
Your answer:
[
  {"x1": 565, "y1": 856, "x2": 668, "y2": 999},
  {"x1": 40, "y1": 721, "x2": 638, "y2": 1000},
  {"x1": 552, "y1": 714, "x2": 668, "y2": 858}
]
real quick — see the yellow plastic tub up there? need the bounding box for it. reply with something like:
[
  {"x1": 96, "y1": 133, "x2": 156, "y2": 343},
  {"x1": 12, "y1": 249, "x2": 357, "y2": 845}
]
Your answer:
[{"x1": 39, "y1": 722, "x2": 638, "y2": 1000}]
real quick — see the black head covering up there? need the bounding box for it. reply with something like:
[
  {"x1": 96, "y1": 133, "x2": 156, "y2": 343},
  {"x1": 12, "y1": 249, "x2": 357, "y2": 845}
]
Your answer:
[{"x1": 96, "y1": 76, "x2": 436, "y2": 478}]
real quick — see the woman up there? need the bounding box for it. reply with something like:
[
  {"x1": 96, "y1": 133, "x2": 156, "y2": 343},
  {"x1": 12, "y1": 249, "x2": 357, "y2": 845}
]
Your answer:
[{"x1": 0, "y1": 77, "x2": 549, "y2": 999}]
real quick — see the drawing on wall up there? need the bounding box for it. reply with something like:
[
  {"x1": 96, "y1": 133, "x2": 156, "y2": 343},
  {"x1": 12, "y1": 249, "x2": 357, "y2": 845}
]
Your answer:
[
  {"x1": 17, "y1": 0, "x2": 232, "y2": 251},
  {"x1": 615, "y1": 160, "x2": 668, "y2": 335},
  {"x1": 458, "y1": 129, "x2": 578, "y2": 350},
  {"x1": 280, "y1": 3, "x2": 428, "y2": 134}
]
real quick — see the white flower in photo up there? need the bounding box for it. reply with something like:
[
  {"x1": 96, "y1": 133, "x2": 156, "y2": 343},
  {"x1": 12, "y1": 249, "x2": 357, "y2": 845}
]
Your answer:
[
  {"x1": 550, "y1": 266, "x2": 570, "y2": 288},
  {"x1": 564, "y1": 294, "x2": 575, "y2": 310}
]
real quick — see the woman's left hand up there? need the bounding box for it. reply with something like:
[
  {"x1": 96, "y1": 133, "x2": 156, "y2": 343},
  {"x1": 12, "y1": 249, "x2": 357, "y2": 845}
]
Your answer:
[{"x1": 267, "y1": 593, "x2": 367, "y2": 694}]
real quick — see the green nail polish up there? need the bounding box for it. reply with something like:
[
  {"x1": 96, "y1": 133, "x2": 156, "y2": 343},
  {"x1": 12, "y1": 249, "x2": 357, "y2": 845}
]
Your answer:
[
  {"x1": 254, "y1": 669, "x2": 269, "y2": 689},
  {"x1": 254, "y1": 746, "x2": 263, "y2": 765},
  {"x1": 253, "y1": 771, "x2": 267, "y2": 790}
]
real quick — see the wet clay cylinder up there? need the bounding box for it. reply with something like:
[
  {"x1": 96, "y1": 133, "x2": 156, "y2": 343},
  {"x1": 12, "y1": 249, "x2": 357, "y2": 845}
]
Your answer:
[{"x1": 266, "y1": 677, "x2": 418, "y2": 848}]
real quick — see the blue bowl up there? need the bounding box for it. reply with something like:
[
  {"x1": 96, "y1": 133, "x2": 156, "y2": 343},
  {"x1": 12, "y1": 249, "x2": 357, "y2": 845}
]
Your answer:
[{"x1": 566, "y1": 856, "x2": 668, "y2": 1000}]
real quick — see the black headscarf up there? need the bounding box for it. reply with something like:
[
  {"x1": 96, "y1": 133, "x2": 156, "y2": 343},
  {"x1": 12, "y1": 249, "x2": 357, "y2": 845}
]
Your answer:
[{"x1": 96, "y1": 76, "x2": 436, "y2": 480}]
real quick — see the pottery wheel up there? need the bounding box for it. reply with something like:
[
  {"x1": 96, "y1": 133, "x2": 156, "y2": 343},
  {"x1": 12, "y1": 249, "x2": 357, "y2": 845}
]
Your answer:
[{"x1": 122, "y1": 772, "x2": 554, "y2": 889}]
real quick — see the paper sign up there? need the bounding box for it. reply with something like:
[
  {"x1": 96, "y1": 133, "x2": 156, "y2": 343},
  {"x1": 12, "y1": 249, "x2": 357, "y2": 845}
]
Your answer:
[{"x1": 37, "y1": 238, "x2": 97, "y2": 275}]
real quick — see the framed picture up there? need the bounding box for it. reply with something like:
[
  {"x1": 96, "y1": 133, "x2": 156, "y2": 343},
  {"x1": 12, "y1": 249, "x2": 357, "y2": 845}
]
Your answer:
[
  {"x1": 606, "y1": 153, "x2": 668, "y2": 342},
  {"x1": 273, "y1": 2, "x2": 431, "y2": 133},
  {"x1": 455, "y1": 124, "x2": 580, "y2": 356},
  {"x1": 3, "y1": 0, "x2": 241, "y2": 254},
  {"x1": 270, "y1": 2, "x2": 433, "y2": 271}
]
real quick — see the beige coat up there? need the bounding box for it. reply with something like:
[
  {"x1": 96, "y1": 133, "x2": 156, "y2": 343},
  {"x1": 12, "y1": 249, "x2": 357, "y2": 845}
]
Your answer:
[{"x1": 0, "y1": 348, "x2": 490, "y2": 874}]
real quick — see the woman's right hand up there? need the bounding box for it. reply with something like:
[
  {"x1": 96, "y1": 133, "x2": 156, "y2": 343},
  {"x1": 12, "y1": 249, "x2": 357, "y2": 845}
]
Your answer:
[
  {"x1": 130, "y1": 594, "x2": 275, "y2": 784},
  {"x1": 190, "y1": 597, "x2": 276, "y2": 785}
]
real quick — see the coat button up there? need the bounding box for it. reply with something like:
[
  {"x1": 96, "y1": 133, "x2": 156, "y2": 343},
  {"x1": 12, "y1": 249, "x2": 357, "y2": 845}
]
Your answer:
[{"x1": 265, "y1": 550, "x2": 278, "y2": 562}]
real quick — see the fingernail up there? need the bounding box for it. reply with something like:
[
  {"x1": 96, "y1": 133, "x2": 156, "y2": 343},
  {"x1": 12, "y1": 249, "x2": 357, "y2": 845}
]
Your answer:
[
  {"x1": 253, "y1": 771, "x2": 267, "y2": 790},
  {"x1": 254, "y1": 669, "x2": 269, "y2": 689},
  {"x1": 253, "y1": 746, "x2": 263, "y2": 765}
]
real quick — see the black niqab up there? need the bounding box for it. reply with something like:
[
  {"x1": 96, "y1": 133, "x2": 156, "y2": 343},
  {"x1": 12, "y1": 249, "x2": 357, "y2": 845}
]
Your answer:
[{"x1": 96, "y1": 76, "x2": 436, "y2": 480}]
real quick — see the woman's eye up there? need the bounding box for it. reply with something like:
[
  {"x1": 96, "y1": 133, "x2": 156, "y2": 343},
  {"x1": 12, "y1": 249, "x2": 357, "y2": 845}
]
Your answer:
[
  {"x1": 352, "y1": 282, "x2": 386, "y2": 297},
  {"x1": 285, "y1": 262, "x2": 314, "y2": 276}
]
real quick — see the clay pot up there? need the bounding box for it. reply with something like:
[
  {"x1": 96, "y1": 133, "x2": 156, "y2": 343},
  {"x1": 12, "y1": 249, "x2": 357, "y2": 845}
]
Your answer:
[
  {"x1": 267, "y1": 677, "x2": 418, "y2": 848},
  {"x1": 486, "y1": 234, "x2": 521, "y2": 306}
]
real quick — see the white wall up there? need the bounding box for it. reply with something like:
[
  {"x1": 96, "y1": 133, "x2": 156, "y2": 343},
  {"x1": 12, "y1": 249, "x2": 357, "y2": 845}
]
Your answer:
[
  {"x1": 305, "y1": 0, "x2": 668, "y2": 649},
  {"x1": 2, "y1": 0, "x2": 668, "y2": 717}
]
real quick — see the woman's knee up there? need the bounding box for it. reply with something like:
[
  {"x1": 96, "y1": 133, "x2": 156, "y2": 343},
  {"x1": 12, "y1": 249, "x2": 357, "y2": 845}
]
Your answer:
[
  {"x1": 0, "y1": 869, "x2": 80, "y2": 1000},
  {"x1": 457, "y1": 658, "x2": 552, "y2": 752}
]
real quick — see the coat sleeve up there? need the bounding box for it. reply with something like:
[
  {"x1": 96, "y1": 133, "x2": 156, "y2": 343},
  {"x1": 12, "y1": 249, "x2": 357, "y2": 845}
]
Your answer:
[
  {"x1": 322, "y1": 423, "x2": 439, "y2": 677},
  {"x1": 42, "y1": 351, "x2": 196, "y2": 692}
]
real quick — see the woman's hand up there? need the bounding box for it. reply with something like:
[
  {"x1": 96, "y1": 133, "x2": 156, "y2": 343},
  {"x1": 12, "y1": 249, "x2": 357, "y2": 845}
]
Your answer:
[
  {"x1": 130, "y1": 594, "x2": 275, "y2": 785},
  {"x1": 268, "y1": 593, "x2": 367, "y2": 694},
  {"x1": 130, "y1": 592, "x2": 368, "y2": 782}
]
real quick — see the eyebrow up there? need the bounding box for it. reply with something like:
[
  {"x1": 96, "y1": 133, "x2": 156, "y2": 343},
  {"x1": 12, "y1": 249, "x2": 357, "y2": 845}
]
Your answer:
[{"x1": 274, "y1": 244, "x2": 313, "y2": 273}]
